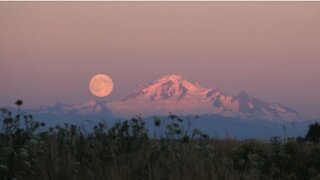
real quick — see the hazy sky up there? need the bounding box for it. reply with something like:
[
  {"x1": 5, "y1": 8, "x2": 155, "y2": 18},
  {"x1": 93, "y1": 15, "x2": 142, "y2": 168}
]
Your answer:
[{"x1": 0, "y1": 2, "x2": 320, "y2": 119}]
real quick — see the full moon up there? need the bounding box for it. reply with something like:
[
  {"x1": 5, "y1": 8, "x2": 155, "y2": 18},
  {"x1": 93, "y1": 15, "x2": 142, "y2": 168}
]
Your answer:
[{"x1": 89, "y1": 74, "x2": 114, "y2": 97}]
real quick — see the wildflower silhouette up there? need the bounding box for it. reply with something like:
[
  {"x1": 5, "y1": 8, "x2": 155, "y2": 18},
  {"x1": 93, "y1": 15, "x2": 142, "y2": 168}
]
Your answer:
[{"x1": 1, "y1": 100, "x2": 320, "y2": 179}]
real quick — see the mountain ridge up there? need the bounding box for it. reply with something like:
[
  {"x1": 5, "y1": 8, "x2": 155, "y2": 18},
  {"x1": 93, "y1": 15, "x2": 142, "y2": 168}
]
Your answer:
[
  {"x1": 25, "y1": 75, "x2": 300, "y2": 122},
  {"x1": 107, "y1": 75, "x2": 300, "y2": 121}
]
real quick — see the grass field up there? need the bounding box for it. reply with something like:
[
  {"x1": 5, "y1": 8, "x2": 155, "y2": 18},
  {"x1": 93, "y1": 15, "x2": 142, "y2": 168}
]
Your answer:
[{"x1": 1, "y1": 102, "x2": 320, "y2": 180}]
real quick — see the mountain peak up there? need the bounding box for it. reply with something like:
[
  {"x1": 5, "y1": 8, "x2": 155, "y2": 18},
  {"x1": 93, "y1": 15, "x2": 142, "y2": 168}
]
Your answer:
[
  {"x1": 119, "y1": 74, "x2": 210, "y2": 102},
  {"x1": 237, "y1": 90, "x2": 250, "y2": 100},
  {"x1": 108, "y1": 76, "x2": 300, "y2": 121},
  {"x1": 157, "y1": 74, "x2": 184, "y2": 83},
  {"x1": 147, "y1": 75, "x2": 211, "y2": 98}
]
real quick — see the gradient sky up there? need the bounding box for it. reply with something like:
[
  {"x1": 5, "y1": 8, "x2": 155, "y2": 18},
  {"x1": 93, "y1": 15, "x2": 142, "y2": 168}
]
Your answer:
[{"x1": 0, "y1": 2, "x2": 320, "y2": 119}]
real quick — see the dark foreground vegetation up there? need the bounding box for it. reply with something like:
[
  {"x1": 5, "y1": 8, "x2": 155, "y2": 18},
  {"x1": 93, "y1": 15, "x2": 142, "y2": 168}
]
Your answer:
[{"x1": 1, "y1": 101, "x2": 320, "y2": 180}]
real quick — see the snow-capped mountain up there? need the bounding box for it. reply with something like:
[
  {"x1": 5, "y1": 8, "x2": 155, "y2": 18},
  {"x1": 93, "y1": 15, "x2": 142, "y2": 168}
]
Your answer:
[
  {"x1": 36, "y1": 100, "x2": 110, "y2": 115},
  {"x1": 37, "y1": 102, "x2": 76, "y2": 115},
  {"x1": 74, "y1": 100, "x2": 109, "y2": 114},
  {"x1": 31, "y1": 74, "x2": 300, "y2": 121},
  {"x1": 107, "y1": 75, "x2": 300, "y2": 121}
]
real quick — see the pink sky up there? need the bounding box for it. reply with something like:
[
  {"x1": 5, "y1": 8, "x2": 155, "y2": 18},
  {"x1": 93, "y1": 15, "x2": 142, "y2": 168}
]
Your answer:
[{"x1": 0, "y1": 2, "x2": 320, "y2": 119}]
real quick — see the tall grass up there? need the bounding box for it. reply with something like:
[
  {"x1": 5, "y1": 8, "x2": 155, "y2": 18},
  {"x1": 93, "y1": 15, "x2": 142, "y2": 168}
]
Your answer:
[{"x1": 1, "y1": 101, "x2": 320, "y2": 180}]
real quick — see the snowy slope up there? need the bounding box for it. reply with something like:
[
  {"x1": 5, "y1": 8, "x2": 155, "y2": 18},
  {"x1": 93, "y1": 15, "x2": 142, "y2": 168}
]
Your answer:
[{"x1": 107, "y1": 75, "x2": 300, "y2": 121}]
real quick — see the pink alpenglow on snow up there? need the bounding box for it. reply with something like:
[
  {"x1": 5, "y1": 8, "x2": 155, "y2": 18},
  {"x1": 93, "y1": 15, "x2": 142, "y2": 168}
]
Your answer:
[{"x1": 107, "y1": 75, "x2": 300, "y2": 121}]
